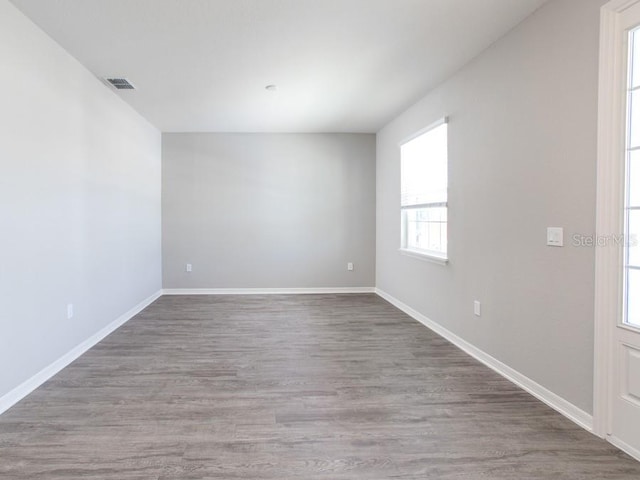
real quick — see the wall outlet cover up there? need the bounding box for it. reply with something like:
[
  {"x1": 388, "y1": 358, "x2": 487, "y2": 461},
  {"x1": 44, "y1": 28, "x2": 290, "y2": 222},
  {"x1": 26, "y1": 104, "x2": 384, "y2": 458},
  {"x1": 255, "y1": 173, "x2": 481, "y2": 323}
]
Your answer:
[{"x1": 547, "y1": 227, "x2": 564, "y2": 247}]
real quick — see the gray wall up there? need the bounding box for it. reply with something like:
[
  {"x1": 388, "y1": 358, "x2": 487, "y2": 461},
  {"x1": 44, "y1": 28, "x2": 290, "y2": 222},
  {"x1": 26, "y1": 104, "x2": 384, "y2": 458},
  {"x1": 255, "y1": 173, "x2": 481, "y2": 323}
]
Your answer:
[
  {"x1": 0, "y1": 0, "x2": 162, "y2": 399},
  {"x1": 162, "y1": 133, "x2": 375, "y2": 288},
  {"x1": 376, "y1": 0, "x2": 603, "y2": 414}
]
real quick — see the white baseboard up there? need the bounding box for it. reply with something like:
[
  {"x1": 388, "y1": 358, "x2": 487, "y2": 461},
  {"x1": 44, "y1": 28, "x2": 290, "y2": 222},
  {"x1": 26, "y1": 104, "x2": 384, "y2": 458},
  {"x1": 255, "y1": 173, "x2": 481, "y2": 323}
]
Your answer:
[
  {"x1": 375, "y1": 288, "x2": 594, "y2": 433},
  {"x1": 608, "y1": 435, "x2": 640, "y2": 462},
  {"x1": 163, "y1": 287, "x2": 376, "y2": 295},
  {"x1": 0, "y1": 289, "x2": 162, "y2": 416}
]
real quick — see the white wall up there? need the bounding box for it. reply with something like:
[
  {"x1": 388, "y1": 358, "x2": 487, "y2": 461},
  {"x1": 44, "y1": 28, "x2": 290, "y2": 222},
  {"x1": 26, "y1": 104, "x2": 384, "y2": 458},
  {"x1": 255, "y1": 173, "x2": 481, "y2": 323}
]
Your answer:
[
  {"x1": 376, "y1": 0, "x2": 603, "y2": 414},
  {"x1": 0, "y1": 0, "x2": 162, "y2": 400},
  {"x1": 162, "y1": 133, "x2": 375, "y2": 289}
]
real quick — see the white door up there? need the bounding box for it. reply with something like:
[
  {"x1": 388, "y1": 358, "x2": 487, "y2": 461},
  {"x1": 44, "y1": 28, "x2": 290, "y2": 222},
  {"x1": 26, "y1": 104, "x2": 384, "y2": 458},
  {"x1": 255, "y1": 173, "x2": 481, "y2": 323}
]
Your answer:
[{"x1": 601, "y1": 0, "x2": 640, "y2": 460}]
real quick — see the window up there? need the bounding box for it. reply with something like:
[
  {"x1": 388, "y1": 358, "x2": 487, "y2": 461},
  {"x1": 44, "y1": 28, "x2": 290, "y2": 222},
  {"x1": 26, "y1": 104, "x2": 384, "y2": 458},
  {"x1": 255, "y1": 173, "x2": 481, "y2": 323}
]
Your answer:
[
  {"x1": 625, "y1": 27, "x2": 640, "y2": 328},
  {"x1": 400, "y1": 119, "x2": 448, "y2": 260}
]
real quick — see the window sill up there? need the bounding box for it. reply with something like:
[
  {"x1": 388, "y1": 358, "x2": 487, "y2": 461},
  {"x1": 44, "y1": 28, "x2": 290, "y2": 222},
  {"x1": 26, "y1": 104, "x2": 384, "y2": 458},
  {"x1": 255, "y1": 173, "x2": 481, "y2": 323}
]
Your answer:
[{"x1": 399, "y1": 248, "x2": 449, "y2": 265}]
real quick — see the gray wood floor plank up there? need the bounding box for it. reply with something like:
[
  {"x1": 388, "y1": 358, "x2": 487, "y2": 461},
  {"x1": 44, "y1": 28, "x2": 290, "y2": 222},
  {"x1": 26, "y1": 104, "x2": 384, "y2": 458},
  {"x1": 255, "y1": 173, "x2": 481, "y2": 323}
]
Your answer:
[{"x1": 1, "y1": 293, "x2": 639, "y2": 479}]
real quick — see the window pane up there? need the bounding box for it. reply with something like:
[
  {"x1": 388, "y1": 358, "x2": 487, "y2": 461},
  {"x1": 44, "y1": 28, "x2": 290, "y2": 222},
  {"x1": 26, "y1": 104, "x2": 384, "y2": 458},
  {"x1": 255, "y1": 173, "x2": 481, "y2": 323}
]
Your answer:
[
  {"x1": 628, "y1": 210, "x2": 640, "y2": 267},
  {"x1": 625, "y1": 29, "x2": 640, "y2": 329},
  {"x1": 626, "y1": 268, "x2": 640, "y2": 328},
  {"x1": 403, "y1": 206, "x2": 447, "y2": 254},
  {"x1": 631, "y1": 28, "x2": 640, "y2": 89},
  {"x1": 400, "y1": 123, "x2": 448, "y2": 206},
  {"x1": 629, "y1": 90, "x2": 640, "y2": 149},
  {"x1": 629, "y1": 150, "x2": 640, "y2": 207}
]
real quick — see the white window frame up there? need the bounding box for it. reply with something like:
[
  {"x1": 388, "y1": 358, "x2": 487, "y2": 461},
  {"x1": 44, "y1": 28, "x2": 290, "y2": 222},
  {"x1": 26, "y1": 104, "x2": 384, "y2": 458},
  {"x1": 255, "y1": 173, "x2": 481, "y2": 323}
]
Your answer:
[{"x1": 399, "y1": 117, "x2": 449, "y2": 264}]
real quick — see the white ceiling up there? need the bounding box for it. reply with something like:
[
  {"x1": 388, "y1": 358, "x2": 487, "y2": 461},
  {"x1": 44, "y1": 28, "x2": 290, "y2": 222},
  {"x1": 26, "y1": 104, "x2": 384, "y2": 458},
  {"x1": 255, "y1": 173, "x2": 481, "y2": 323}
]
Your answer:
[{"x1": 10, "y1": 0, "x2": 549, "y2": 133}]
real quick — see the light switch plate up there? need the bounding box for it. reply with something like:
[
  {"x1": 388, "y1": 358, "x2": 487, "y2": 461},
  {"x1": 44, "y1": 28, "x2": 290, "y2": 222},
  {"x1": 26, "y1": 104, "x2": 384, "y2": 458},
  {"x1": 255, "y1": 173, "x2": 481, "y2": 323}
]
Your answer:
[{"x1": 547, "y1": 227, "x2": 564, "y2": 247}]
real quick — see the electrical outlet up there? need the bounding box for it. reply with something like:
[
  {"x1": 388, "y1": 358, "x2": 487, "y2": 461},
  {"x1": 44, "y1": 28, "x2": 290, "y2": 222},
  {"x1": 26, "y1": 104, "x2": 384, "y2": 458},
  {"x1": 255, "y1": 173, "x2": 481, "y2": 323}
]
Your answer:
[
  {"x1": 347, "y1": 262, "x2": 354, "y2": 271},
  {"x1": 186, "y1": 263, "x2": 192, "y2": 273},
  {"x1": 67, "y1": 303, "x2": 74, "y2": 320},
  {"x1": 546, "y1": 227, "x2": 564, "y2": 247},
  {"x1": 474, "y1": 300, "x2": 481, "y2": 317}
]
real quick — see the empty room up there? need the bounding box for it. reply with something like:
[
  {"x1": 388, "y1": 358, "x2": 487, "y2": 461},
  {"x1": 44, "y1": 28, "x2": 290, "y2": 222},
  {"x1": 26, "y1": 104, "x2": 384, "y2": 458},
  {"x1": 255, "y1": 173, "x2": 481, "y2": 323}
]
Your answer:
[{"x1": 2, "y1": 0, "x2": 640, "y2": 478}]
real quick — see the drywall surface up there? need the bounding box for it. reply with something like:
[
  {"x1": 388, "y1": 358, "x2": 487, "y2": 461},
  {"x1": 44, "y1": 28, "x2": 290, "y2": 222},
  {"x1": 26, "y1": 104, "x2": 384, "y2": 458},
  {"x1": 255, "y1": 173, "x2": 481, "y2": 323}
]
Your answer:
[
  {"x1": 162, "y1": 133, "x2": 375, "y2": 288},
  {"x1": 376, "y1": 0, "x2": 604, "y2": 413},
  {"x1": 0, "y1": 0, "x2": 161, "y2": 399}
]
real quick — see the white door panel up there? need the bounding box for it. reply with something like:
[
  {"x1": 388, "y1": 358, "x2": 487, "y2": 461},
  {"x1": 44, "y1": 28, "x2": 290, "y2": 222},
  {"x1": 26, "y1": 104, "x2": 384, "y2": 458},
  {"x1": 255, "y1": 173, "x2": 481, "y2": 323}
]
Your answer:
[{"x1": 608, "y1": 1, "x2": 640, "y2": 459}]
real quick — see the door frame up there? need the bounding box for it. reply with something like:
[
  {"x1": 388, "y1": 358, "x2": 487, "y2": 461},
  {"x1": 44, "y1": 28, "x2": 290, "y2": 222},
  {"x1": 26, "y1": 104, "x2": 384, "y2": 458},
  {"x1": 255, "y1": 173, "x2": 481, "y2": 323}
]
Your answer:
[{"x1": 594, "y1": 0, "x2": 640, "y2": 449}]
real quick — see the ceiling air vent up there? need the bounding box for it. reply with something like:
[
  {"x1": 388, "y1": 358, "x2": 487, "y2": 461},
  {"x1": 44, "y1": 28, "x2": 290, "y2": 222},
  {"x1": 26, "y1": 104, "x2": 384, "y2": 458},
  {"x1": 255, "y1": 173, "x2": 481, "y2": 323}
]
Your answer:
[{"x1": 105, "y1": 78, "x2": 135, "y2": 90}]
